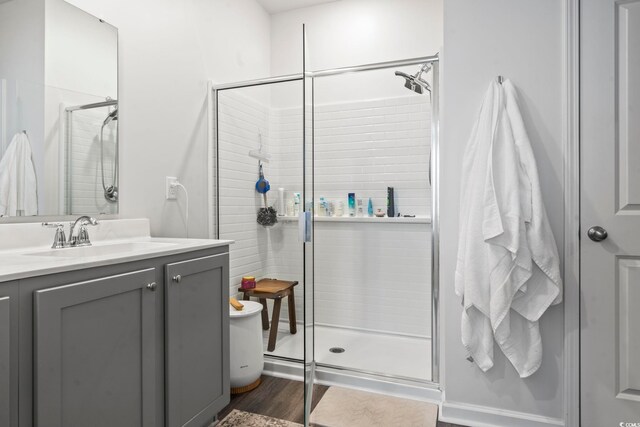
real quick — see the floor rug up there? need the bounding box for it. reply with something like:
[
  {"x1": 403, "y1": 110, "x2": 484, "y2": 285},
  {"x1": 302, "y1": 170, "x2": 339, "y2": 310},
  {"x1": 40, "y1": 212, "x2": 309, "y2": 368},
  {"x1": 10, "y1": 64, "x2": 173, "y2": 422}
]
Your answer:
[
  {"x1": 310, "y1": 386, "x2": 438, "y2": 427},
  {"x1": 218, "y1": 409, "x2": 302, "y2": 427}
]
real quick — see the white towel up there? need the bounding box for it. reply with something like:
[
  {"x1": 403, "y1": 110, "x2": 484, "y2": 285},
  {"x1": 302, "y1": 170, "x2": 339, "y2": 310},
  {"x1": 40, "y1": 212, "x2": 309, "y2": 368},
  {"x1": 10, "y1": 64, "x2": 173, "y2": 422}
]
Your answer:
[
  {"x1": 455, "y1": 79, "x2": 562, "y2": 378},
  {"x1": 0, "y1": 132, "x2": 38, "y2": 216}
]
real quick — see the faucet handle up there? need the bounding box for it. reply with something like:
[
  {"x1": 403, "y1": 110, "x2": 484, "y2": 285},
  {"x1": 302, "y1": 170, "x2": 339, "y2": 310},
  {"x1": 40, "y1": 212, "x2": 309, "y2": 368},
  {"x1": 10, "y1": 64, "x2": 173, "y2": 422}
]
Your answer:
[
  {"x1": 77, "y1": 225, "x2": 91, "y2": 246},
  {"x1": 42, "y1": 222, "x2": 66, "y2": 249}
]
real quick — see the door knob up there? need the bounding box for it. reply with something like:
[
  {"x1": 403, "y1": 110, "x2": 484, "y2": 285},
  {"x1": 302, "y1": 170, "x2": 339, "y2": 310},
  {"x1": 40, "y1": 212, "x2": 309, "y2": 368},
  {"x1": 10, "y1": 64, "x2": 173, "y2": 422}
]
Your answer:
[{"x1": 587, "y1": 226, "x2": 608, "y2": 242}]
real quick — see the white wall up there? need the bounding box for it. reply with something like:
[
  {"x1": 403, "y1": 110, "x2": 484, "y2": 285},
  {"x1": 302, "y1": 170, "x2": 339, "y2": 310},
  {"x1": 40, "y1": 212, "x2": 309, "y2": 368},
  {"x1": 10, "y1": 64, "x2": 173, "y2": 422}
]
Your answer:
[
  {"x1": 271, "y1": 0, "x2": 442, "y2": 73},
  {"x1": 65, "y1": 0, "x2": 272, "y2": 237},
  {"x1": 270, "y1": 0, "x2": 442, "y2": 106},
  {"x1": 441, "y1": 0, "x2": 565, "y2": 423},
  {"x1": 45, "y1": 0, "x2": 117, "y2": 97}
]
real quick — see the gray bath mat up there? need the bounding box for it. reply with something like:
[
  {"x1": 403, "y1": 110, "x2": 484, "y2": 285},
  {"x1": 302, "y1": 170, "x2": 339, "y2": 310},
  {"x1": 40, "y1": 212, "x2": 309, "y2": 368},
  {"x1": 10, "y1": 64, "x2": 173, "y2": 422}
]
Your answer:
[
  {"x1": 310, "y1": 386, "x2": 438, "y2": 427},
  {"x1": 218, "y1": 409, "x2": 302, "y2": 427}
]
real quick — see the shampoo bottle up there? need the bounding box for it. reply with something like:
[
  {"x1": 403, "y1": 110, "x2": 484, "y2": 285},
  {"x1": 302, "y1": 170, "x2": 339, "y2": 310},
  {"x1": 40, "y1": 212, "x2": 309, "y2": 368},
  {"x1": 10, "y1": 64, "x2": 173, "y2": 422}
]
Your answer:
[
  {"x1": 387, "y1": 187, "x2": 395, "y2": 217},
  {"x1": 348, "y1": 193, "x2": 356, "y2": 217}
]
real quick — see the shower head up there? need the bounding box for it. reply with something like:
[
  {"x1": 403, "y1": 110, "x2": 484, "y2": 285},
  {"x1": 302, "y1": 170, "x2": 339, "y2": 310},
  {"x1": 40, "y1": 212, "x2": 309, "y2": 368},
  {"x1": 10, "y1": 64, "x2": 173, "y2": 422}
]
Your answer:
[
  {"x1": 395, "y1": 63, "x2": 432, "y2": 94},
  {"x1": 103, "y1": 107, "x2": 118, "y2": 126}
]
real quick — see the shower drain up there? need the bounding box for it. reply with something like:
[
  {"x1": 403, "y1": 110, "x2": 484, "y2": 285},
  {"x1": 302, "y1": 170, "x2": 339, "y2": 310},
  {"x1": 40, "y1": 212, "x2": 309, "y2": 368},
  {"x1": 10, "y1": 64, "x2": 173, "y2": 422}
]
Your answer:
[{"x1": 329, "y1": 347, "x2": 345, "y2": 354}]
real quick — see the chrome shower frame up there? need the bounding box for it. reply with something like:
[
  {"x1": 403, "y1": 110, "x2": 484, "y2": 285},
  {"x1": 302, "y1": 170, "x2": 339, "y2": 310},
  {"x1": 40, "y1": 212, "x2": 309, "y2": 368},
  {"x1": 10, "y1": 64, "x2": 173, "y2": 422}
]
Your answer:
[
  {"x1": 210, "y1": 53, "x2": 441, "y2": 387},
  {"x1": 65, "y1": 99, "x2": 119, "y2": 213}
]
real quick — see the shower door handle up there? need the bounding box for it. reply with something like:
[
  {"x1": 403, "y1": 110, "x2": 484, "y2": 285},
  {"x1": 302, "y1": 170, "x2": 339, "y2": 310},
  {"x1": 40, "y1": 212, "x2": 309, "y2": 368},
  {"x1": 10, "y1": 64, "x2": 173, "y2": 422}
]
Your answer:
[{"x1": 298, "y1": 211, "x2": 311, "y2": 243}]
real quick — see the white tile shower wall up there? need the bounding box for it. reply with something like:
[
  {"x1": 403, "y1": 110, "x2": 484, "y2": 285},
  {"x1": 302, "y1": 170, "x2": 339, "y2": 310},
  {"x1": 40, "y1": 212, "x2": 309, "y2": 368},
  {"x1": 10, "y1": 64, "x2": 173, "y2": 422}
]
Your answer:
[
  {"x1": 273, "y1": 95, "x2": 431, "y2": 216},
  {"x1": 314, "y1": 223, "x2": 431, "y2": 337},
  {"x1": 269, "y1": 94, "x2": 432, "y2": 338},
  {"x1": 65, "y1": 106, "x2": 117, "y2": 215}
]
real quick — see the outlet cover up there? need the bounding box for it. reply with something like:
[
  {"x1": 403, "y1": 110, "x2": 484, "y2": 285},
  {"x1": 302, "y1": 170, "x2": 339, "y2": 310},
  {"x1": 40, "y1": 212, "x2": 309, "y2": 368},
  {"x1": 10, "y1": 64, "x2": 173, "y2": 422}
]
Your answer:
[{"x1": 166, "y1": 176, "x2": 178, "y2": 200}]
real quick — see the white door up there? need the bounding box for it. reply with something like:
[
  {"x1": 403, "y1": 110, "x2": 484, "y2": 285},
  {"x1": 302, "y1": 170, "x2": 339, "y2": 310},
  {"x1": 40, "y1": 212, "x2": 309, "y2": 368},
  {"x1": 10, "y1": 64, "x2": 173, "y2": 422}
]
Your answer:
[{"x1": 581, "y1": 0, "x2": 640, "y2": 425}]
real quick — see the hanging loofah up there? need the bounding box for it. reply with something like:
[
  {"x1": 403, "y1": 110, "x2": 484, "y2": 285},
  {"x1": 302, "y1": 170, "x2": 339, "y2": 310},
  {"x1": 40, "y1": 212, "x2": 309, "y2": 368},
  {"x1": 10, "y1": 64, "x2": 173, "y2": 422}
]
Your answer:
[{"x1": 257, "y1": 193, "x2": 277, "y2": 227}]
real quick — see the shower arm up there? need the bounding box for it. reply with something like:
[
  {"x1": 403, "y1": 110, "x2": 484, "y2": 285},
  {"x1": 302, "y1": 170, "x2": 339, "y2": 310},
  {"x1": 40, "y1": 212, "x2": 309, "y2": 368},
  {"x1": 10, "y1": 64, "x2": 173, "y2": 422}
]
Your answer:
[{"x1": 415, "y1": 63, "x2": 432, "y2": 79}]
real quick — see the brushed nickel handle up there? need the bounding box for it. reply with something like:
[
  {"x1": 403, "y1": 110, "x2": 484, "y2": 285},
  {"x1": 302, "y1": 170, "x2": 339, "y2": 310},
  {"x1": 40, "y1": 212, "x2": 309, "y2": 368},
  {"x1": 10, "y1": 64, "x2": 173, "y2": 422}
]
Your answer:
[
  {"x1": 147, "y1": 282, "x2": 157, "y2": 291},
  {"x1": 173, "y1": 275, "x2": 182, "y2": 283},
  {"x1": 587, "y1": 226, "x2": 608, "y2": 242}
]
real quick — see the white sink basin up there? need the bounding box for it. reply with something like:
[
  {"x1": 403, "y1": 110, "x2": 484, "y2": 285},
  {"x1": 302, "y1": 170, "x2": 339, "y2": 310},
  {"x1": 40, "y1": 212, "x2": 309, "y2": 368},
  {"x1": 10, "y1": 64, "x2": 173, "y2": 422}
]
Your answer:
[{"x1": 26, "y1": 241, "x2": 178, "y2": 258}]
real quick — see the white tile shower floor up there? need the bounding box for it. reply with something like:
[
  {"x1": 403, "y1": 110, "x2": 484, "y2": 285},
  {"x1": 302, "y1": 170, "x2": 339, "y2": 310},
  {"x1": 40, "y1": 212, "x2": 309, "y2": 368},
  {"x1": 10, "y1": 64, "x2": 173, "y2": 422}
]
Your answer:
[{"x1": 263, "y1": 325, "x2": 431, "y2": 381}]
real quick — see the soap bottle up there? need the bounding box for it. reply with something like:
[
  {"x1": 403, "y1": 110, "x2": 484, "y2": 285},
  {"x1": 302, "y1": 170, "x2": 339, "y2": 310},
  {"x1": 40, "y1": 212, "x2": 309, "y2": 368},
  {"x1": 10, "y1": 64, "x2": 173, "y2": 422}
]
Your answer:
[
  {"x1": 348, "y1": 193, "x2": 356, "y2": 217},
  {"x1": 318, "y1": 197, "x2": 327, "y2": 216},
  {"x1": 293, "y1": 192, "x2": 301, "y2": 216},
  {"x1": 368, "y1": 198, "x2": 374, "y2": 217}
]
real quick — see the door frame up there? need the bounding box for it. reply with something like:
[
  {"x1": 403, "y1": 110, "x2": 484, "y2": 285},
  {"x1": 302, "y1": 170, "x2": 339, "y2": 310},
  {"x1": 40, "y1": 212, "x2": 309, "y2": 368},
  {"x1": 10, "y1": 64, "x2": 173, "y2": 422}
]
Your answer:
[{"x1": 563, "y1": 0, "x2": 580, "y2": 425}]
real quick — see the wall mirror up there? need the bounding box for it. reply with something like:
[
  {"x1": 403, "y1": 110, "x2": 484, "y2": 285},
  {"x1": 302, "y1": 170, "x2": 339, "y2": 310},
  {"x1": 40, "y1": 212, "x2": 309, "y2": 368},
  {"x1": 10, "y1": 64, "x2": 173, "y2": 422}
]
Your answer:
[{"x1": 0, "y1": 0, "x2": 118, "y2": 219}]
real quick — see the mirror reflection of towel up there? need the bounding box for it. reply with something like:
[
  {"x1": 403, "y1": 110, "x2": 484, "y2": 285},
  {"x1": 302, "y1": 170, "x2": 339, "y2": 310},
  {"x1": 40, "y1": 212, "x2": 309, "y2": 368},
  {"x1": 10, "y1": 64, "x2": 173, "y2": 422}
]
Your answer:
[{"x1": 0, "y1": 132, "x2": 38, "y2": 216}]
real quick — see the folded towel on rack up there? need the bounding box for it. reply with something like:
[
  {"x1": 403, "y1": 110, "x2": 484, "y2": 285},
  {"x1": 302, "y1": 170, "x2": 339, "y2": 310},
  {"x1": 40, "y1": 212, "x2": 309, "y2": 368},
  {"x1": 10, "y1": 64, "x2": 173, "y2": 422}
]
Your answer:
[
  {"x1": 0, "y1": 132, "x2": 38, "y2": 216},
  {"x1": 455, "y1": 79, "x2": 562, "y2": 378}
]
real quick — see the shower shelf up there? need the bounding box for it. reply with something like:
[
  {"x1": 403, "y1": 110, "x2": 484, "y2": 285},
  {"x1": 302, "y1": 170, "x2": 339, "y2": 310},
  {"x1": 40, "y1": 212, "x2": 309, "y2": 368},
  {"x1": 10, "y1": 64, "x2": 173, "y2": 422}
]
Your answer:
[{"x1": 277, "y1": 215, "x2": 431, "y2": 224}]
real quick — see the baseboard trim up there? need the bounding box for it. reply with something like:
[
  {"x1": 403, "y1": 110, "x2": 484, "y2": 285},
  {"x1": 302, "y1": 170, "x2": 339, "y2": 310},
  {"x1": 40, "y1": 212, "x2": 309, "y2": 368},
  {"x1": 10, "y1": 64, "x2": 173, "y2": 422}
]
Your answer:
[
  {"x1": 263, "y1": 358, "x2": 304, "y2": 381},
  {"x1": 440, "y1": 401, "x2": 564, "y2": 427}
]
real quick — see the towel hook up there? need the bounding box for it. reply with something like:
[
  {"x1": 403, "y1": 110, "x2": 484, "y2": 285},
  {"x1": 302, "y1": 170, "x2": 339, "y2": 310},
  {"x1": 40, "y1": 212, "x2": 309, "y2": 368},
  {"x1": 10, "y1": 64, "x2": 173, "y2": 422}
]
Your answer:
[{"x1": 497, "y1": 75, "x2": 504, "y2": 85}]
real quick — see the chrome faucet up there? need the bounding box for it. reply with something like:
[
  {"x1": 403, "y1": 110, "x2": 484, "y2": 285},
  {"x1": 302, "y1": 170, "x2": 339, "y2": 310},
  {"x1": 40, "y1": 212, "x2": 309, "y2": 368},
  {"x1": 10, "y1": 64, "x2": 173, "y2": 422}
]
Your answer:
[
  {"x1": 68, "y1": 216, "x2": 99, "y2": 247},
  {"x1": 42, "y1": 216, "x2": 99, "y2": 248}
]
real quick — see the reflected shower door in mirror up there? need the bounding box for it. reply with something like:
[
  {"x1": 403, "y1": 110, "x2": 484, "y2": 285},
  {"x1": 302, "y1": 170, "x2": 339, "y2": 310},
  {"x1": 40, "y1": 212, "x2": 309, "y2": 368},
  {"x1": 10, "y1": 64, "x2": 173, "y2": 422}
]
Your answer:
[{"x1": 0, "y1": 0, "x2": 118, "y2": 218}]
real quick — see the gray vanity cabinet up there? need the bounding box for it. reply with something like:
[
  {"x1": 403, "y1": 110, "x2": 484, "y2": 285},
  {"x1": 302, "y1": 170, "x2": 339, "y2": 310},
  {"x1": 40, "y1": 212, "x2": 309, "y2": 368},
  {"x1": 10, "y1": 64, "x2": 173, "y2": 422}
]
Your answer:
[
  {"x1": 165, "y1": 253, "x2": 230, "y2": 427},
  {"x1": 33, "y1": 268, "x2": 158, "y2": 427},
  {"x1": 7, "y1": 245, "x2": 229, "y2": 427}
]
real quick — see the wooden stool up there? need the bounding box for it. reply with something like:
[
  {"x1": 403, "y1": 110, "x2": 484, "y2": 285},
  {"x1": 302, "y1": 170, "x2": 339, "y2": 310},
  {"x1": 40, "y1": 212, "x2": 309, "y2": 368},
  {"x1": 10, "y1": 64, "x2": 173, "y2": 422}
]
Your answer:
[{"x1": 239, "y1": 279, "x2": 299, "y2": 352}]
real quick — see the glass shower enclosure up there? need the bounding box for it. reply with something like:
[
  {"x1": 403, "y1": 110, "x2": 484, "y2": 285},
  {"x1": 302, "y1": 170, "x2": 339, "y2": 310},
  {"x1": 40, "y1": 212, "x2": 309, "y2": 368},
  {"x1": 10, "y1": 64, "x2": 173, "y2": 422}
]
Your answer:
[{"x1": 213, "y1": 42, "x2": 439, "y2": 426}]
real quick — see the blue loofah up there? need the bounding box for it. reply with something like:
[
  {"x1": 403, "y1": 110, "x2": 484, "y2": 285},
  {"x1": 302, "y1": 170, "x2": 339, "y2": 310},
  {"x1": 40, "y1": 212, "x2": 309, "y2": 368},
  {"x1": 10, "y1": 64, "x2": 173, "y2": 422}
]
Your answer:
[{"x1": 255, "y1": 177, "x2": 270, "y2": 194}]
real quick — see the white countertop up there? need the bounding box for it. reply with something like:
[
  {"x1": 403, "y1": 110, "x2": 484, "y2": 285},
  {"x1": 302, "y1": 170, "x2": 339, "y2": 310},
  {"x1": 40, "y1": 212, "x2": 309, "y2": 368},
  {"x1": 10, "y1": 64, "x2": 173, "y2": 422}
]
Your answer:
[{"x1": 0, "y1": 219, "x2": 233, "y2": 283}]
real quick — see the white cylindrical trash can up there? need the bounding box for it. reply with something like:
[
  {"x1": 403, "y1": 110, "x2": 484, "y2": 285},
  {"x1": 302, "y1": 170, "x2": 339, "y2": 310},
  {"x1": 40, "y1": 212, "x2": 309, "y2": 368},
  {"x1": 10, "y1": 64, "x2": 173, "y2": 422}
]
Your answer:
[{"x1": 229, "y1": 300, "x2": 264, "y2": 394}]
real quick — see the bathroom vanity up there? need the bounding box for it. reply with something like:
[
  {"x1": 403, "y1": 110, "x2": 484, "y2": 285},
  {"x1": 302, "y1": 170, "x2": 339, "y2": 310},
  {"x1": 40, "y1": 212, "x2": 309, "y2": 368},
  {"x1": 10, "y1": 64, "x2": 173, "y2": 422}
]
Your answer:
[{"x1": 0, "y1": 220, "x2": 232, "y2": 427}]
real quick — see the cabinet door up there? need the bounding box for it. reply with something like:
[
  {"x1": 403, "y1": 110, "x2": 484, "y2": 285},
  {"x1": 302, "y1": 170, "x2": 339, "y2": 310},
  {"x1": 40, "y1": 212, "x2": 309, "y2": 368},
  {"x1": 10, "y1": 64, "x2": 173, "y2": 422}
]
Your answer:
[
  {"x1": 0, "y1": 282, "x2": 21, "y2": 427},
  {"x1": 0, "y1": 293, "x2": 13, "y2": 427},
  {"x1": 34, "y1": 268, "x2": 157, "y2": 427},
  {"x1": 166, "y1": 253, "x2": 229, "y2": 427},
  {"x1": 0, "y1": 296, "x2": 9, "y2": 427}
]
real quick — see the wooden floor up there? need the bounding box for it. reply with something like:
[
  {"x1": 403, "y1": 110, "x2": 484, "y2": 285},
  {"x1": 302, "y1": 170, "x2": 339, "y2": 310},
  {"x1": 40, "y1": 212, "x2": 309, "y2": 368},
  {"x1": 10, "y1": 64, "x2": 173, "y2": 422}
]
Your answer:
[{"x1": 218, "y1": 375, "x2": 466, "y2": 427}]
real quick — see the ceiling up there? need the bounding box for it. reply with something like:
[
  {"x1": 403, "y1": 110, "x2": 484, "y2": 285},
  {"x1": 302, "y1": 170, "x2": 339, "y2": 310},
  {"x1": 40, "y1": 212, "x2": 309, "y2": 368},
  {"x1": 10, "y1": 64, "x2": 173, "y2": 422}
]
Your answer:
[{"x1": 255, "y1": 0, "x2": 341, "y2": 15}]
